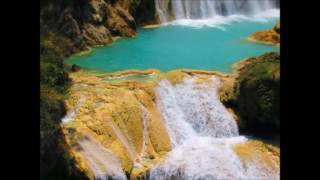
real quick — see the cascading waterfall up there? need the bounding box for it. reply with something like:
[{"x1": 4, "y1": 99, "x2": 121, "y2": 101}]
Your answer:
[
  {"x1": 150, "y1": 76, "x2": 279, "y2": 180},
  {"x1": 155, "y1": 0, "x2": 278, "y2": 23},
  {"x1": 62, "y1": 95, "x2": 86, "y2": 124},
  {"x1": 155, "y1": 77, "x2": 238, "y2": 146},
  {"x1": 64, "y1": 74, "x2": 279, "y2": 179},
  {"x1": 107, "y1": 118, "x2": 139, "y2": 163},
  {"x1": 78, "y1": 136, "x2": 127, "y2": 180},
  {"x1": 139, "y1": 104, "x2": 150, "y2": 160},
  {"x1": 105, "y1": 104, "x2": 150, "y2": 168}
]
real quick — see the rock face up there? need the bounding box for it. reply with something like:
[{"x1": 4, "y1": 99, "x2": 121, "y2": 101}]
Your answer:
[
  {"x1": 106, "y1": 5, "x2": 137, "y2": 37},
  {"x1": 224, "y1": 52, "x2": 280, "y2": 135},
  {"x1": 40, "y1": 0, "x2": 156, "y2": 57},
  {"x1": 82, "y1": 23, "x2": 113, "y2": 45},
  {"x1": 248, "y1": 22, "x2": 280, "y2": 45},
  {"x1": 63, "y1": 70, "x2": 172, "y2": 179}
]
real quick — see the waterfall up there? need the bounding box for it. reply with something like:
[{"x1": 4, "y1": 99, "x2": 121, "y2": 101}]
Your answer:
[
  {"x1": 150, "y1": 76, "x2": 279, "y2": 180},
  {"x1": 78, "y1": 136, "x2": 127, "y2": 180},
  {"x1": 155, "y1": 76, "x2": 238, "y2": 146},
  {"x1": 107, "y1": 118, "x2": 139, "y2": 163},
  {"x1": 139, "y1": 104, "x2": 150, "y2": 160},
  {"x1": 62, "y1": 95, "x2": 86, "y2": 124},
  {"x1": 155, "y1": 0, "x2": 278, "y2": 23},
  {"x1": 106, "y1": 104, "x2": 151, "y2": 166},
  {"x1": 66, "y1": 75, "x2": 279, "y2": 179}
]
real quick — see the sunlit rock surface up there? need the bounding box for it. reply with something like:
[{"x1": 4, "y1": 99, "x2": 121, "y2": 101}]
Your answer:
[
  {"x1": 62, "y1": 69, "x2": 279, "y2": 180},
  {"x1": 248, "y1": 22, "x2": 280, "y2": 45}
]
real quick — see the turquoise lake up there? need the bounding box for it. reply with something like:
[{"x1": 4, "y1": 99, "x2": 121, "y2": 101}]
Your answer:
[{"x1": 67, "y1": 18, "x2": 279, "y2": 73}]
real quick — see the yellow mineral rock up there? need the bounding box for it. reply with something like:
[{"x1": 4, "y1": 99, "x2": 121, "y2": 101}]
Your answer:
[
  {"x1": 62, "y1": 70, "x2": 173, "y2": 178},
  {"x1": 234, "y1": 140, "x2": 280, "y2": 172}
]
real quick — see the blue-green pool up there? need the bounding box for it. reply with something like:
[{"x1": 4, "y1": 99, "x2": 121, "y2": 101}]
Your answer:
[{"x1": 67, "y1": 18, "x2": 279, "y2": 73}]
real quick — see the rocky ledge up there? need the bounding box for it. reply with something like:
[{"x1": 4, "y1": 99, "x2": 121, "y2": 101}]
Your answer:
[{"x1": 248, "y1": 22, "x2": 280, "y2": 45}]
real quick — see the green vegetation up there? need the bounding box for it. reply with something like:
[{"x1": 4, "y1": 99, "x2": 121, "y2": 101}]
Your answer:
[
  {"x1": 228, "y1": 52, "x2": 280, "y2": 134},
  {"x1": 273, "y1": 22, "x2": 280, "y2": 33},
  {"x1": 40, "y1": 25, "x2": 88, "y2": 180},
  {"x1": 40, "y1": 1, "x2": 88, "y2": 178}
]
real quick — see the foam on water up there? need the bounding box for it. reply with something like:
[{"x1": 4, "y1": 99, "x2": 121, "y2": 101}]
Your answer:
[
  {"x1": 162, "y1": 9, "x2": 279, "y2": 29},
  {"x1": 150, "y1": 136, "x2": 249, "y2": 180}
]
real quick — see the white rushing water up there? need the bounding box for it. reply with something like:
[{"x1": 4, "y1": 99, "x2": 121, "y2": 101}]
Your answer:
[
  {"x1": 106, "y1": 104, "x2": 151, "y2": 169},
  {"x1": 139, "y1": 104, "x2": 151, "y2": 160},
  {"x1": 61, "y1": 95, "x2": 86, "y2": 124},
  {"x1": 78, "y1": 136, "x2": 127, "y2": 180},
  {"x1": 151, "y1": 76, "x2": 279, "y2": 180},
  {"x1": 155, "y1": 0, "x2": 279, "y2": 27},
  {"x1": 155, "y1": 77, "x2": 238, "y2": 146}
]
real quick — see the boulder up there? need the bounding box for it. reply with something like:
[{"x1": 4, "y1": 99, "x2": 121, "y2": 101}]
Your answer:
[
  {"x1": 71, "y1": 64, "x2": 81, "y2": 72},
  {"x1": 226, "y1": 52, "x2": 280, "y2": 135}
]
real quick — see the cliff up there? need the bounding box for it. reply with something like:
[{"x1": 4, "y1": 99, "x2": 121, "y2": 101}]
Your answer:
[{"x1": 40, "y1": 0, "x2": 156, "y2": 57}]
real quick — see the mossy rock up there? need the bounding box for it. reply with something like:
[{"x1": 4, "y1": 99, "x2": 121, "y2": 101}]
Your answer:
[
  {"x1": 230, "y1": 52, "x2": 280, "y2": 134},
  {"x1": 273, "y1": 22, "x2": 280, "y2": 34}
]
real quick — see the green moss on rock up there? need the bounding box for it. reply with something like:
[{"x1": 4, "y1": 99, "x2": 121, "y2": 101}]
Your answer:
[{"x1": 228, "y1": 52, "x2": 280, "y2": 134}]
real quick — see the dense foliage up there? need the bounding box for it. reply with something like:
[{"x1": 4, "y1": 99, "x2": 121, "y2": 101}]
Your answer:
[{"x1": 40, "y1": 16, "x2": 89, "y2": 180}]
